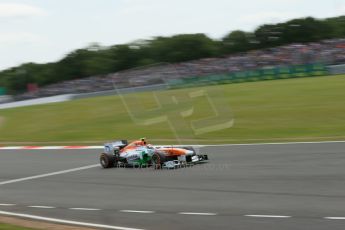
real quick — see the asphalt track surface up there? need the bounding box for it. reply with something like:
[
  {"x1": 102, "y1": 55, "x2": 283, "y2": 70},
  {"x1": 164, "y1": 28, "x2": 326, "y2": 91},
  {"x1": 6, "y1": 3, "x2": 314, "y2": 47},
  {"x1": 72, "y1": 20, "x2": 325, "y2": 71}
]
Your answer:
[{"x1": 0, "y1": 142, "x2": 345, "y2": 230}]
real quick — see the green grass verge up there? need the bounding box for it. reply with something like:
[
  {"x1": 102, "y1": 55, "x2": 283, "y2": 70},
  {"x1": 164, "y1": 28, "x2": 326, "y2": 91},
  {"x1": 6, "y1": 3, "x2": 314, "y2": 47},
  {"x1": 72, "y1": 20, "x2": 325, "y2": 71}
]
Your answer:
[
  {"x1": 0, "y1": 75, "x2": 345, "y2": 145},
  {"x1": 0, "y1": 223, "x2": 36, "y2": 230}
]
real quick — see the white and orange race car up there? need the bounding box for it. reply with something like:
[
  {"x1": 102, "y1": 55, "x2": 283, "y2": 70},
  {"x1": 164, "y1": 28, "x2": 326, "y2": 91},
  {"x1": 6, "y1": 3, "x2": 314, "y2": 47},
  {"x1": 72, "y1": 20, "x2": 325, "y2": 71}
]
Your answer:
[{"x1": 100, "y1": 138, "x2": 208, "y2": 169}]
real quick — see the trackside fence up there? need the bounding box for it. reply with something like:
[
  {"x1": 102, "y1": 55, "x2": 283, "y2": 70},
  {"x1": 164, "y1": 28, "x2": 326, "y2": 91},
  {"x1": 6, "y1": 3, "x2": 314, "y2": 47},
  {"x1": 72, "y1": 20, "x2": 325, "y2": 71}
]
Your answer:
[{"x1": 168, "y1": 63, "x2": 329, "y2": 89}]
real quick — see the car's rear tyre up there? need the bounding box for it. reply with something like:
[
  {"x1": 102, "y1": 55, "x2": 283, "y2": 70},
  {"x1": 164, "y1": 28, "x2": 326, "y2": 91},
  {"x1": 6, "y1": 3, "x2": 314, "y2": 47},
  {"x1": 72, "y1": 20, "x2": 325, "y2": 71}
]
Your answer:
[
  {"x1": 100, "y1": 153, "x2": 116, "y2": 168},
  {"x1": 151, "y1": 152, "x2": 166, "y2": 169}
]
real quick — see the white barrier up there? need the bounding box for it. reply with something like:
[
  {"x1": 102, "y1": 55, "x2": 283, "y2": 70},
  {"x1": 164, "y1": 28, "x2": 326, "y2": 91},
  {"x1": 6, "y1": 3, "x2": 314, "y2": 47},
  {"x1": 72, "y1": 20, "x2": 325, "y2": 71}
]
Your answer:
[
  {"x1": 328, "y1": 64, "x2": 345, "y2": 75},
  {"x1": 0, "y1": 94, "x2": 74, "y2": 110},
  {"x1": 72, "y1": 84, "x2": 167, "y2": 100},
  {"x1": 0, "y1": 95, "x2": 13, "y2": 103}
]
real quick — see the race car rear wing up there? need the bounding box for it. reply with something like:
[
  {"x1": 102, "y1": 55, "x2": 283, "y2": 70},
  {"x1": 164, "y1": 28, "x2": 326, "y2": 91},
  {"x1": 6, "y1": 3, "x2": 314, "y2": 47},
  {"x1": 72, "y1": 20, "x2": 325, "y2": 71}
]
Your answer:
[{"x1": 104, "y1": 140, "x2": 128, "y2": 153}]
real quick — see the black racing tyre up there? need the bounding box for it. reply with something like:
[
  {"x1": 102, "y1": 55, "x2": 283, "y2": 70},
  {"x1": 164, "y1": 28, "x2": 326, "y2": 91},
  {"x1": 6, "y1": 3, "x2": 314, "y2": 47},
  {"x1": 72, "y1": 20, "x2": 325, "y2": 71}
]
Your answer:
[
  {"x1": 100, "y1": 153, "x2": 116, "y2": 168},
  {"x1": 151, "y1": 151, "x2": 166, "y2": 169},
  {"x1": 183, "y1": 146, "x2": 196, "y2": 163}
]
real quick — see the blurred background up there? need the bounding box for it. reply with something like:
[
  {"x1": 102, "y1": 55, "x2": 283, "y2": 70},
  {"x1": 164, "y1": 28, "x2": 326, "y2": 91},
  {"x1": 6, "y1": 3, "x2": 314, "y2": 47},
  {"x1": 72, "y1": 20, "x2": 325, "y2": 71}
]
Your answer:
[
  {"x1": 0, "y1": 0, "x2": 345, "y2": 144},
  {"x1": 0, "y1": 0, "x2": 344, "y2": 98}
]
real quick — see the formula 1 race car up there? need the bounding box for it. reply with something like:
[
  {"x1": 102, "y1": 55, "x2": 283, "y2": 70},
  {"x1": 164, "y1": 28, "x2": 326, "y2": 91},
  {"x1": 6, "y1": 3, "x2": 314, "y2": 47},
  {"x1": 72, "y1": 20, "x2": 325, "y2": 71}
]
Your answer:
[{"x1": 99, "y1": 138, "x2": 208, "y2": 169}]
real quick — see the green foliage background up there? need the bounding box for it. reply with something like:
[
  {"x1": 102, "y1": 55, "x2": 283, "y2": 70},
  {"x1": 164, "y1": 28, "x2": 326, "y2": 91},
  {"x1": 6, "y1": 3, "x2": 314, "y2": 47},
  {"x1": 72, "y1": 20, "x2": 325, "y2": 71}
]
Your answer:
[{"x1": 1, "y1": 16, "x2": 344, "y2": 94}]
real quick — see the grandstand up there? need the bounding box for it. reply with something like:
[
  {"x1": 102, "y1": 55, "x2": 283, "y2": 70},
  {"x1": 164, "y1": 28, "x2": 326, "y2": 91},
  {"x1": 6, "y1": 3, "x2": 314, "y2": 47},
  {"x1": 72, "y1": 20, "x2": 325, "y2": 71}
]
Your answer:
[{"x1": 10, "y1": 38, "x2": 345, "y2": 102}]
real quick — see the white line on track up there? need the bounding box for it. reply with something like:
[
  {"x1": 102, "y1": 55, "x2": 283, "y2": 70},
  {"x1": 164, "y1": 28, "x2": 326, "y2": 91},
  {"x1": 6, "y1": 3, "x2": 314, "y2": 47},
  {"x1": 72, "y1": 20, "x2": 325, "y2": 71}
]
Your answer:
[
  {"x1": 0, "y1": 164, "x2": 99, "y2": 186},
  {"x1": 69, "y1": 208, "x2": 101, "y2": 211},
  {"x1": 203, "y1": 140, "x2": 345, "y2": 147},
  {"x1": 0, "y1": 146, "x2": 104, "y2": 150},
  {"x1": 28, "y1": 206, "x2": 55, "y2": 209},
  {"x1": 245, "y1": 215, "x2": 291, "y2": 218},
  {"x1": 178, "y1": 212, "x2": 218, "y2": 216},
  {"x1": 0, "y1": 147, "x2": 24, "y2": 150},
  {"x1": 34, "y1": 146, "x2": 67, "y2": 150},
  {"x1": 1, "y1": 140, "x2": 345, "y2": 150},
  {"x1": 324, "y1": 217, "x2": 345, "y2": 220},
  {"x1": 82, "y1": 146, "x2": 104, "y2": 149},
  {"x1": 0, "y1": 204, "x2": 16, "y2": 206},
  {"x1": 0, "y1": 210, "x2": 144, "y2": 230},
  {"x1": 120, "y1": 210, "x2": 155, "y2": 214}
]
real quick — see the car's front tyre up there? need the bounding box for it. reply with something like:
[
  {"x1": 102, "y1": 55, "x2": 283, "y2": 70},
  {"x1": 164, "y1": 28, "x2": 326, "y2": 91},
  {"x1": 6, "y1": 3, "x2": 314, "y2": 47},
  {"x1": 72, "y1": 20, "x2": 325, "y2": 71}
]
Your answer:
[{"x1": 151, "y1": 151, "x2": 166, "y2": 169}]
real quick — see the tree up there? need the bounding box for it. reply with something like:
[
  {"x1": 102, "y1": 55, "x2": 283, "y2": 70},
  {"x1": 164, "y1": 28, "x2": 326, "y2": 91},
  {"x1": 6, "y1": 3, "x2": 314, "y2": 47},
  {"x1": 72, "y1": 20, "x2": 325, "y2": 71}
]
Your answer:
[
  {"x1": 255, "y1": 17, "x2": 333, "y2": 47},
  {"x1": 222, "y1": 30, "x2": 256, "y2": 53},
  {"x1": 0, "y1": 15, "x2": 344, "y2": 94},
  {"x1": 149, "y1": 34, "x2": 220, "y2": 62}
]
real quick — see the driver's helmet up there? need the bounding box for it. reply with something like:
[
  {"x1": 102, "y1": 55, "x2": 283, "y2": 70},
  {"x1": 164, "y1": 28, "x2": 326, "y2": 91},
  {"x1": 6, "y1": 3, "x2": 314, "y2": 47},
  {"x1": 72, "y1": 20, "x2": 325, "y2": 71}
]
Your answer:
[{"x1": 140, "y1": 137, "x2": 147, "y2": 145}]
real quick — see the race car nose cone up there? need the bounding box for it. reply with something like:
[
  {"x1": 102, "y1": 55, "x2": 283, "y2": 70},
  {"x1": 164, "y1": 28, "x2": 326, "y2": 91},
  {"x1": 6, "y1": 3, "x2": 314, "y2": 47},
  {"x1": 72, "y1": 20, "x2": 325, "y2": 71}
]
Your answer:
[{"x1": 185, "y1": 150, "x2": 194, "y2": 155}]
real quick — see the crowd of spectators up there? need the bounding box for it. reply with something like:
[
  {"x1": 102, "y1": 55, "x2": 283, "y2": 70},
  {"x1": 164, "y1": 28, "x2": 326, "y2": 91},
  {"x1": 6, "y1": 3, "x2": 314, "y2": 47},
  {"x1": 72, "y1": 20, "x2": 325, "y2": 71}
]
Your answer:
[{"x1": 14, "y1": 38, "x2": 345, "y2": 101}]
